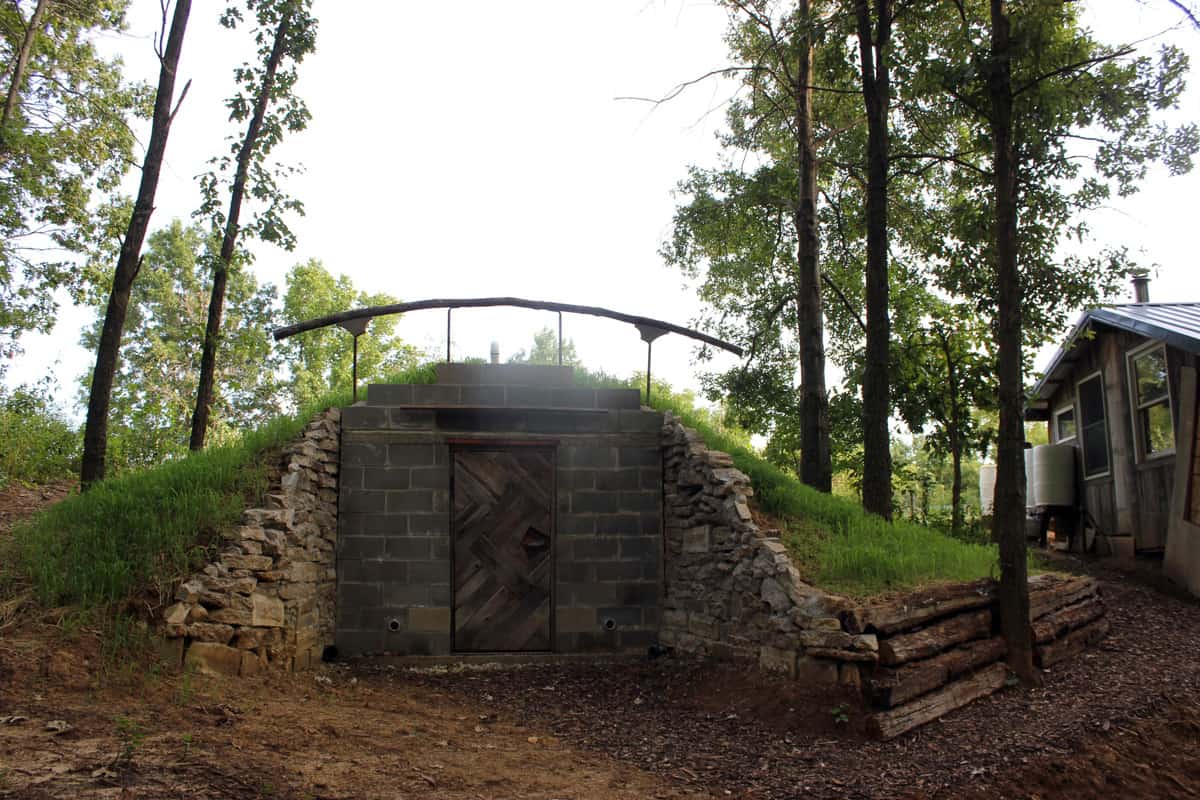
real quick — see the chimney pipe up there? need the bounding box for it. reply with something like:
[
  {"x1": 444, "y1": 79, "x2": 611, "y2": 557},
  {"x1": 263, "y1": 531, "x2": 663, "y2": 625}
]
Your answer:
[
  {"x1": 1131, "y1": 271, "x2": 1150, "y2": 303},
  {"x1": 489, "y1": 341, "x2": 500, "y2": 364}
]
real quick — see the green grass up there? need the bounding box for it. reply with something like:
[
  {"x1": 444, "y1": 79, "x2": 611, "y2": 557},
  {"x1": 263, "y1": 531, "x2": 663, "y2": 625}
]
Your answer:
[
  {"x1": 4, "y1": 364, "x2": 437, "y2": 609},
  {"x1": 647, "y1": 391, "x2": 1014, "y2": 598}
]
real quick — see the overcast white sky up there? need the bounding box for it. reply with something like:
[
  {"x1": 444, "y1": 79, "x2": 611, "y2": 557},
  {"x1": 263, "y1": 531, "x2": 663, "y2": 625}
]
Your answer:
[{"x1": 5, "y1": 0, "x2": 1198, "y2": 415}]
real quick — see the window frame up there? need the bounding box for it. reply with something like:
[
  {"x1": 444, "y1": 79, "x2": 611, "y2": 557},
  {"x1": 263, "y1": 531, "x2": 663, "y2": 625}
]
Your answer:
[
  {"x1": 1126, "y1": 341, "x2": 1175, "y2": 462},
  {"x1": 1075, "y1": 370, "x2": 1111, "y2": 480},
  {"x1": 1053, "y1": 403, "x2": 1077, "y2": 444}
]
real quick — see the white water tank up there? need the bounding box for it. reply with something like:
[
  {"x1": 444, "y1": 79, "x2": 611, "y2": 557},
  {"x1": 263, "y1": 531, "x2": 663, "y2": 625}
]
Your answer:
[
  {"x1": 1031, "y1": 444, "x2": 1076, "y2": 508},
  {"x1": 979, "y1": 464, "x2": 997, "y2": 515},
  {"x1": 1024, "y1": 449, "x2": 1036, "y2": 510}
]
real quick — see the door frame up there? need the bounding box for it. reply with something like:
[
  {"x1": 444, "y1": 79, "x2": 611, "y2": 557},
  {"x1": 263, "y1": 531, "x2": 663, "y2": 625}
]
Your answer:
[{"x1": 448, "y1": 439, "x2": 557, "y2": 653}]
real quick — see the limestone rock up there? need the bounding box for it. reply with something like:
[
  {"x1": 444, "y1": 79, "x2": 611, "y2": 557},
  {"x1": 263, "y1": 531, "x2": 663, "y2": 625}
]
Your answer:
[
  {"x1": 250, "y1": 593, "x2": 284, "y2": 627},
  {"x1": 185, "y1": 642, "x2": 242, "y2": 677},
  {"x1": 163, "y1": 602, "x2": 190, "y2": 625}
]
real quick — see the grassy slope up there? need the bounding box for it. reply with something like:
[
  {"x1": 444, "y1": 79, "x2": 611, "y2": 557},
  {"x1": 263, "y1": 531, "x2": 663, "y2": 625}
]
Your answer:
[
  {"x1": 4, "y1": 365, "x2": 438, "y2": 608},
  {"x1": 7, "y1": 363, "x2": 1011, "y2": 608},
  {"x1": 649, "y1": 393, "x2": 1009, "y2": 598}
]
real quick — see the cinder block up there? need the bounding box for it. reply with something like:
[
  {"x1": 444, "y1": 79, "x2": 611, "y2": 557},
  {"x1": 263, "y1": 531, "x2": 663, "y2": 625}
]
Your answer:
[
  {"x1": 388, "y1": 409, "x2": 436, "y2": 428},
  {"x1": 620, "y1": 582, "x2": 659, "y2": 606},
  {"x1": 559, "y1": 469, "x2": 597, "y2": 490},
  {"x1": 557, "y1": 607, "x2": 597, "y2": 633},
  {"x1": 336, "y1": 629, "x2": 383, "y2": 657},
  {"x1": 594, "y1": 561, "x2": 643, "y2": 581},
  {"x1": 386, "y1": 490, "x2": 434, "y2": 513},
  {"x1": 570, "y1": 537, "x2": 619, "y2": 559},
  {"x1": 596, "y1": 514, "x2": 640, "y2": 536},
  {"x1": 506, "y1": 385, "x2": 551, "y2": 406},
  {"x1": 596, "y1": 469, "x2": 639, "y2": 491},
  {"x1": 410, "y1": 466, "x2": 449, "y2": 489},
  {"x1": 407, "y1": 561, "x2": 450, "y2": 583},
  {"x1": 408, "y1": 512, "x2": 450, "y2": 535},
  {"x1": 383, "y1": 583, "x2": 431, "y2": 606},
  {"x1": 550, "y1": 388, "x2": 598, "y2": 409},
  {"x1": 573, "y1": 491, "x2": 619, "y2": 514},
  {"x1": 363, "y1": 468, "x2": 410, "y2": 491},
  {"x1": 567, "y1": 446, "x2": 616, "y2": 469},
  {"x1": 618, "y1": 629, "x2": 659, "y2": 649},
  {"x1": 621, "y1": 537, "x2": 660, "y2": 560},
  {"x1": 459, "y1": 385, "x2": 505, "y2": 406},
  {"x1": 366, "y1": 384, "x2": 413, "y2": 405},
  {"x1": 339, "y1": 536, "x2": 385, "y2": 559},
  {"x1": 358, "y1": 513, "x2": 407, "y2": 536},
  {"x1": 387, "y1": 443, "x2": 436, "y2": 467},
  {"x1": 618, "y1": 410, "x2": 664, "y2": 433},
  {"x1": 342, "y1": 405, "x2": 387, "y2": 429},
  {"x1": 342, "y1": 441, "x2": 387, "y2": 467},
  {"x1": 558, "y1": 514, "x2": 595, "y2": 535},
  {"x1": 340, "y1": 489, "x2": 386, "y2": 514},
  {"x1": 407, "y1": 607, "x2": 451, "y2": 633},
  {"x1": 338, "y1": 581, "x2": 383, "y2": 608},
  {"x1": 385, "y1": 537, "x2": 432, "y2": 560},
  {"x1": 620, "y1": 491, "x2": 660, "y2": 512},
  {"x1": 411, "y1": 385, "x2": 460, "y2": 405},
  {"x1": 619, "y1": 447, "x2": 660, "y2": 468}
]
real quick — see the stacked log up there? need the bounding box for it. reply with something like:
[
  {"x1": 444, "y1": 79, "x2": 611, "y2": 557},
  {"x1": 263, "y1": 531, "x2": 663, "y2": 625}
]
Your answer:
[{"x1": 860, "y1": 574, "x2": 1106, "y2": 740}]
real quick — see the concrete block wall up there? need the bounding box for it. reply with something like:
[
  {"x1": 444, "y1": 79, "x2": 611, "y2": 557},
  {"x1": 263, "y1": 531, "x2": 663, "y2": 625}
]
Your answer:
[{"x1": 336, "y1": 373, "x2": 663, "y2": 657}]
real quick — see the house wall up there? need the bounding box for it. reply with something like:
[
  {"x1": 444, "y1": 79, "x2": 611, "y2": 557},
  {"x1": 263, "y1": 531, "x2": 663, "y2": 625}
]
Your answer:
[
  {"x1": 1043, "y1": 328, "x2": 1183, "y2": 553},
  {"x1": 336, "y1": 382, "x2": 663, "y2": 657},
  {"x1": 1165, "y1": 364, "x2": 1200, "y2": 592}
]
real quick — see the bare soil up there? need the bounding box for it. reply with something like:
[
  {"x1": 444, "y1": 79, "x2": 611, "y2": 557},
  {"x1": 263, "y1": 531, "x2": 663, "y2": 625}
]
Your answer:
[{"x1": 3, "y1": 488, "x2": 1200, "y2": 799}]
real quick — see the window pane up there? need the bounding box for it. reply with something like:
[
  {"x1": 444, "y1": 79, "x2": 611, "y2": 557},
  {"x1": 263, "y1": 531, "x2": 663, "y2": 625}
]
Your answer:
[
  {"x1": 1142, "y1": 401, "x2": 1175, "y2": 456},
  {"x1": 1082, "y1": 423, "x2": 1109, "y2": 476},
  {"x1": 1055, "y1": 408, "x2": 1076, "y2": 440},
  {"x1": 1078, "y1": 376, "x2": 1105, "y2": 426},
  {"x1": 1132, "y1": 348, "x2": 1169, "y2": 405}
]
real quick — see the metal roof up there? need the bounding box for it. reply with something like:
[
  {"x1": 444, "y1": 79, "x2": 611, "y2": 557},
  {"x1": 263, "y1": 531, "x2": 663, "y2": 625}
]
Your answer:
[{"x1": 1027, "y1": 302, "x2": 1200, "y2": 416}]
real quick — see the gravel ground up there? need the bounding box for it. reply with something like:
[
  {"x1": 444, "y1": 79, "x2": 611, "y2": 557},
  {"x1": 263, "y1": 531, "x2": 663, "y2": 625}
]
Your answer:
[{"x1": 378, "y1": 556, "x2": 1200, "y2": 799}]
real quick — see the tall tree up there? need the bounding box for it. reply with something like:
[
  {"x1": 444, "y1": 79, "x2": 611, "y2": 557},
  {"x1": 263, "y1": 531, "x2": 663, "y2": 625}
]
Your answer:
[
  {"x1": 81, "y1": 221, "x2": 281, "y2": 470},
  {"x1": 987, "y1": 0, "x2": 1035, "y2": 684},
  {"x1": 189, "y1": 0, "x2": 316, "y2": 450},
  {"x1": 0, "y1": 0, "x2": 145, "y2": 367},
  {"x1": 660, "y1": 1, "x2": 842, "y2": 491},
  {"x1": 281, "y1": 260, "x2": 418, "y2": 410},
  {"x1": 853, "y1": 0, "x2": 893, "y2": 518},
  {"x1": 79, "y1": 0, "x2": 191, "y2": 487}
]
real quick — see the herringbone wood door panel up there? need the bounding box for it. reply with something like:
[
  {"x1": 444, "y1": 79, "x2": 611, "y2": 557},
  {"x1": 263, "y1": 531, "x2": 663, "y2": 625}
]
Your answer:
[{"x1": 452, "y1": 448, "x2": 553, "y2": 651}]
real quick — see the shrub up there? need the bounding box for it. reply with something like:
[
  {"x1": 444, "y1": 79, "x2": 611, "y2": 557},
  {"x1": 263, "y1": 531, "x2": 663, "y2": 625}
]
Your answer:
[{"x1": 0, "y1": 382, "x2": 80, "y2": 488}]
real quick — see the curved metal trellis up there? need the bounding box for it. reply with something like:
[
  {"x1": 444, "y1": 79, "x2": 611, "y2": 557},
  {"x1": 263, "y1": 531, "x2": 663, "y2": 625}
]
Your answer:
[{"x1": 272, "y1": 296, "x2": 744, "y2": 403}]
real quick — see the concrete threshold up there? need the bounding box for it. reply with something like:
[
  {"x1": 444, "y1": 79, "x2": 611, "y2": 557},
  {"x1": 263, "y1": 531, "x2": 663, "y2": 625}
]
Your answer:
[{"x1": 346, "y1": 651, "x2": 649, "y2": 670}]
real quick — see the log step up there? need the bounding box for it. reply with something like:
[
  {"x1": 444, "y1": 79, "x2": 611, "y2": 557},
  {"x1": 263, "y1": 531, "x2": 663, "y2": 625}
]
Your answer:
[
  {"x1": 868, "y1": 662, "x2": 1010, "y2": 740},
  {"x1": 1031, "y1": 598, "x2": 1106, "y2": 644},
  {"x1": 878, "y1": 609, "x2": 993, "y2": 666},
  {"x1": 868, "y1": 635, "x2": 1007, "y2": 709},
  {"x1": 1036, "y1": 616, "x2": 1110, "y2": 668}
]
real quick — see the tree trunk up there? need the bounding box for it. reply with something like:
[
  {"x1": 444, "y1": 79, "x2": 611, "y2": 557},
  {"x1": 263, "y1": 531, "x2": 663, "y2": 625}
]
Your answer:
[
  {"x1": 79, "y1": 0, "x2": 192, "y2": 488},
  {"x1": 189, "y1": 8, "x2": 293, "y2": 451},
  {"x1": 855, "y1": 0, "x2": 893, "y2": 519},
  {"x1": 795, "y1": 0, "x2": 832, "y2": 492},
  {"x1": 988, "y1": 0, "x2": 1036, "y2": 684},
  {"x1": 1, "y1": 0, "x2": 51, "y2": 141},
  {"x1": 938, "y1": 326, "x2": 964, "y2": 536}
]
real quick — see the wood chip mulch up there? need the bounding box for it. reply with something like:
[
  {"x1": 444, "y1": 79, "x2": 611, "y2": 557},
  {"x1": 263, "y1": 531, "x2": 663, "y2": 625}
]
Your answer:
[{"x1": 384, "y1": 557, "x2": 1200, "y2": 799}]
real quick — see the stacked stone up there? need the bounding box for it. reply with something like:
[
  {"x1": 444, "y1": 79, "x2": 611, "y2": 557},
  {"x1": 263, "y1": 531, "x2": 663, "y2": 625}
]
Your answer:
[
  {"x1": 161, "y1": 408, "x2": 341, "y2": 676},
  {"x1": 659, "y1": 412, "x2": 876, "y2": 687}
]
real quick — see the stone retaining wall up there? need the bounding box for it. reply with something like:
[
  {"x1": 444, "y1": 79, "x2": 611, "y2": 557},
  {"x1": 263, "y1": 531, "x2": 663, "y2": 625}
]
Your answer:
[
  {"x1": 659, "y1": 412, "x2": 874, "y2": 687},
  {"x1": 160, "y1": 409, "x2": 341, "y2": 676}
]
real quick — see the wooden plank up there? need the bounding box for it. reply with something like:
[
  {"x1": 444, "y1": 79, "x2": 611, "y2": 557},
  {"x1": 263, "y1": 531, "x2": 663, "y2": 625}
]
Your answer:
[
  {"x1": 868, "y1": 662, "x2": 1010, "y2": 741},
  {"x1": 1031, "y1": 598, "x2": 1106, "y2": 644},
  {"x1": 852, "y1": 580, "x2": 995, "y2": 635},
  {"x1": 1028, "y1": 577, "x2": 1097, "y2": 620},
  {"x1": 1035, "y1": 617, "x2": 1111, "y2": 668},
  {"x1": 868, "y1": 636, "x2": 1007, "y2": 709},
  {"x1": 453, "y1": 448, "x2": 553, "y2": 652},
  {"x1": 878, "y1": 609, "x2": 993, "y2": 666}
]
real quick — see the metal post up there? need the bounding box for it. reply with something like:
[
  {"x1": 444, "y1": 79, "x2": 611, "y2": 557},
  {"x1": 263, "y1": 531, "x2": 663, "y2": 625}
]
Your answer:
[
  {"x1": 557, "y1": 311, "x2": 563, "y2": 366},
  {"x1": 646, "y1": 340, "x2": 652, "y2": 403},
  {"x1": 352, "y1": 334, "x2": 359, "y2": 403},
  {"x1": 446, "y1": 308, "x2": 452, "y2": 362},
  {"x1": 634, "y1": 324, "x2": 667, "y2": 407},
  {"x1": 337, "y1": 317, "x2": 371, "y2": 403}
]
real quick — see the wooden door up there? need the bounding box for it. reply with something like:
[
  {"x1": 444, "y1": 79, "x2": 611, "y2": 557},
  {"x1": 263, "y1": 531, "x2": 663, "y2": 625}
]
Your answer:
[{"x1": 452, "y1": 447, "x2": 554, "y2": 652}]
